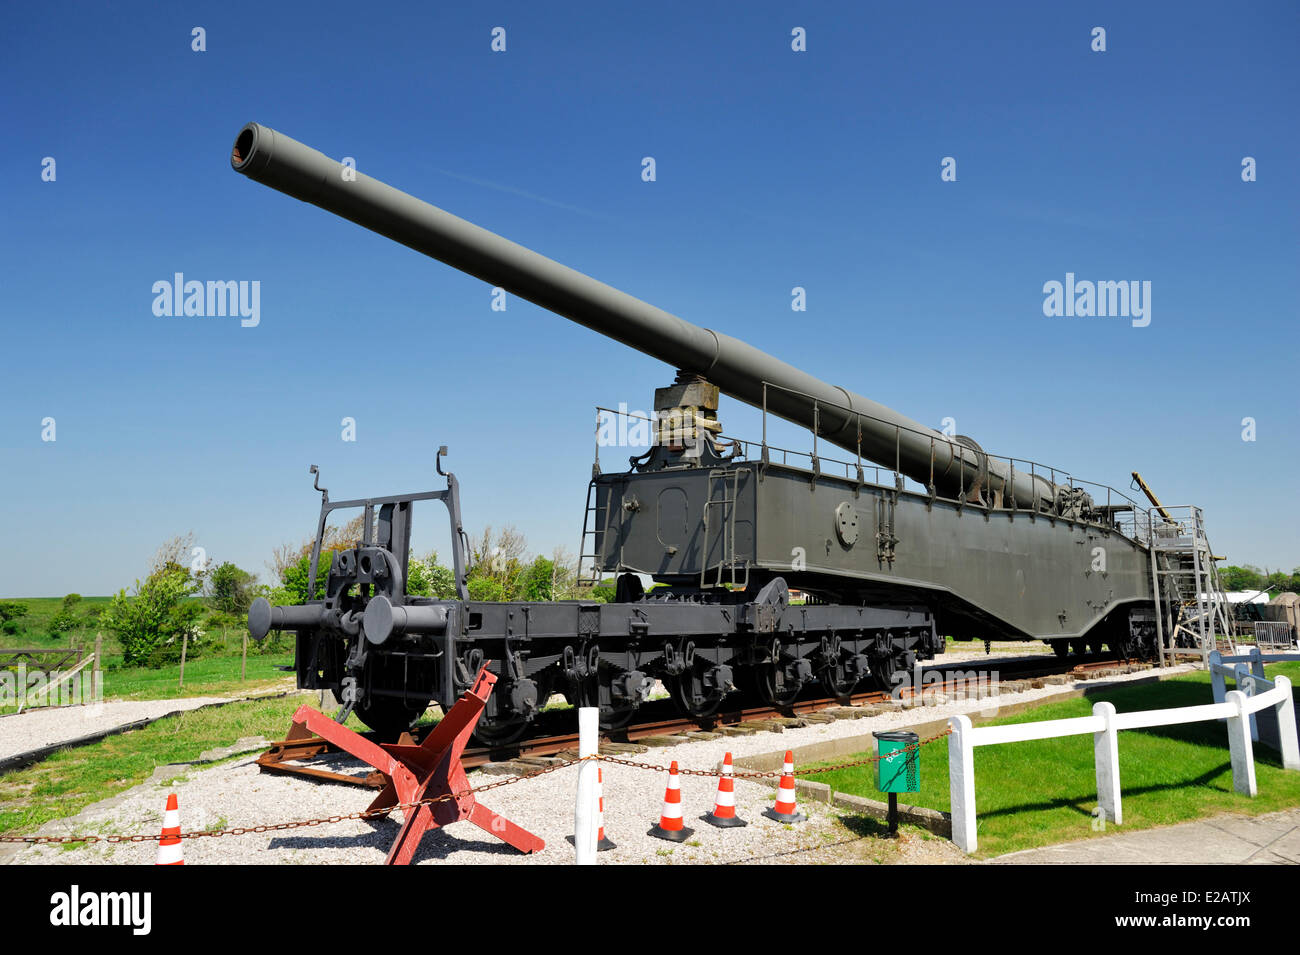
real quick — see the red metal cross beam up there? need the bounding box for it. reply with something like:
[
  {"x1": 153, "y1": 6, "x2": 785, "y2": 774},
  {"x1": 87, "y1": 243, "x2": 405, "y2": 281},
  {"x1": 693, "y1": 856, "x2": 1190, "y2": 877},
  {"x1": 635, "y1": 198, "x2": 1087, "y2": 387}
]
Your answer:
[{"x1": 286, "y1": 665, "x2": 544, "y2": 864}]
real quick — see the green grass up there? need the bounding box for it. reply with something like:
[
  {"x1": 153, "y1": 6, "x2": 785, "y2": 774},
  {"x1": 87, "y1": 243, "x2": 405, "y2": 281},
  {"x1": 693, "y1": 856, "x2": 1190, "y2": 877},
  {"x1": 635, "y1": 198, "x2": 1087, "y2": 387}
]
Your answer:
[
  {"x1": 1, "y1": 593, "x2": 294, "y2": 712},
  {"x1": 808, "y1": 662, "x2": 1300, "y2": 858},
  {"x1": 1, "y1": 651, "x2": 295, "y2": 715},
  {"x1": 0, "y1": 693, "x2": 314, "y2": 836},
  {"x1": 0, "y1": 596, "x2": 113, "y2": 649},
  {"x1": 93, "y1": 652, "x2": 294, "y2": 702}
]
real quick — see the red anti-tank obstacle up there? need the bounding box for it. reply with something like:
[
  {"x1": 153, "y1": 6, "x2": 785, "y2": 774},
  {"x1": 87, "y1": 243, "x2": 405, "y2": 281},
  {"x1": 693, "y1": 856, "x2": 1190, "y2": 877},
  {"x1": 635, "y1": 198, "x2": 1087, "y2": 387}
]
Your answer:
[{"x1": 285, "y1": 665, "x2": 543, "y2": 864}]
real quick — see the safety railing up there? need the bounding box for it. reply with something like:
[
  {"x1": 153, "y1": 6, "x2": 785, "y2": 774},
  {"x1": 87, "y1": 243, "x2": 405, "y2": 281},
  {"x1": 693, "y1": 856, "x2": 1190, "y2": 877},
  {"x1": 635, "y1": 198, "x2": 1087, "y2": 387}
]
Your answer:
[
  {"x1": 591, "y1": 397, "x2": 1153, "y2": 541},
  {"x1": 947, "y1": 669, "x2": 1300, "y2": 854}
]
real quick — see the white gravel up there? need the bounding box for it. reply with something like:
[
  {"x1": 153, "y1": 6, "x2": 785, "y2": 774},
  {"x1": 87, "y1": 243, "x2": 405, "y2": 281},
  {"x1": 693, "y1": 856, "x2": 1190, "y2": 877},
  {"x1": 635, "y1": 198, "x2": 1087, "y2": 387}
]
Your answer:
[
  {"x1": 0, "y1": 697, "x2": 232, "y2": 763},
  {"x1": 9, "y1": 663, "x2": 1194, "y2": 865}
]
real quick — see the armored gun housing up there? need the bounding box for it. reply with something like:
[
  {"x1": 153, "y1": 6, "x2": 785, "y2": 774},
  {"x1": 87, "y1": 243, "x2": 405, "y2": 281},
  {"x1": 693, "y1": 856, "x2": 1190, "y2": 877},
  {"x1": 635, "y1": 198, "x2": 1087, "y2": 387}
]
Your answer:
[{"x1": 235, "y1": 123, "x2": 1188, "y2": 743}]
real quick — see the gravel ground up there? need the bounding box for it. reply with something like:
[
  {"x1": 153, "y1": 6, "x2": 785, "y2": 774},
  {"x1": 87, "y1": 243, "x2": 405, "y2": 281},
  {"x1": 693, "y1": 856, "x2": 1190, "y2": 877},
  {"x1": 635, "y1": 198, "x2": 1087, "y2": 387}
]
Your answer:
[
  {"x1": 10, "y1": 663, "x2": 1193, "y2": 865},
  {"x1": 0, "y1": 697, "x2": 233, "y2": 762},
  {"x1": 930, "y1": 640, "x2": 1058, "y2": 664}
]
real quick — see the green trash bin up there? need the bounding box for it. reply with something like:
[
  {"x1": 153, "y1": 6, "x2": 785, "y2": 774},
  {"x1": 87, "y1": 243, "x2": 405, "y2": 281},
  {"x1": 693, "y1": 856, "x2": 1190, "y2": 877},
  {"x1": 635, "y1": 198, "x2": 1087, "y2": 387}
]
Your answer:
[{"x1": 874, "y1": 730, "x2": 920, "y2": 794}]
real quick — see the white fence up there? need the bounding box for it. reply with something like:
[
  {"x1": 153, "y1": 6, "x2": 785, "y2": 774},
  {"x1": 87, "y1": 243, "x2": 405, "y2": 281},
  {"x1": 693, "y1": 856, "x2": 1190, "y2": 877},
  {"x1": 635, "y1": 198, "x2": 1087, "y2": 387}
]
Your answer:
[{"x1": 948, "y1": 669, "x2": 1300, "y2": 854}]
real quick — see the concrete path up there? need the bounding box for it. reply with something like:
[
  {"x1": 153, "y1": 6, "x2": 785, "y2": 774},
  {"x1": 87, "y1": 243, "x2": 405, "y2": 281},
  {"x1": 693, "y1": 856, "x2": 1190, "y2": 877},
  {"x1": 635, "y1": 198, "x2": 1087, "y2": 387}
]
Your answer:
[{"x1": 993, "y1": 808, "x2": 1300, "y2": 864}]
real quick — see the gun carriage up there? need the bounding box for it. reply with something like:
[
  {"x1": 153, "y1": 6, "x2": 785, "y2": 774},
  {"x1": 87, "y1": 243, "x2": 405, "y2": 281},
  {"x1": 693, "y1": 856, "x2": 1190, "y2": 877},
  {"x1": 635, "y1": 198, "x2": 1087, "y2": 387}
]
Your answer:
[{"x1": 235, "y1": 123, "x2": 1169, "y2": 743}]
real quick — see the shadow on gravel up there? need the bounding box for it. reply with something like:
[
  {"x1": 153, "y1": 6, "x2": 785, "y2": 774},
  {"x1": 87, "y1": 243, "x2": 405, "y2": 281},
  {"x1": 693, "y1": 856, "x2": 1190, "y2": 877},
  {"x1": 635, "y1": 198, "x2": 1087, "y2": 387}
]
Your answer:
[{"x1": 268, "y1": 827, "x2": 533, "y2": 862}]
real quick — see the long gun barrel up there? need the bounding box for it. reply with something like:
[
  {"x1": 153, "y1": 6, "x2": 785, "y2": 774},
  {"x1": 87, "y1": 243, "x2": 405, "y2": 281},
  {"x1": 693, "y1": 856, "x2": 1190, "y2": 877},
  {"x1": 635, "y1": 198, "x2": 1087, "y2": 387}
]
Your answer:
[{"x1": 230, "y1": 123, "x2": 1060, "y2": 508}]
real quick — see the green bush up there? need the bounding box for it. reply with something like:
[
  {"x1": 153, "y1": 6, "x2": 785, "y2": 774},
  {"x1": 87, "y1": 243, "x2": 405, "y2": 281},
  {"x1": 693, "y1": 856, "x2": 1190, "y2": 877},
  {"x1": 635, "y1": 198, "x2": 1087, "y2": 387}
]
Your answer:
[
  {"x1": 467, "y1": 576, "x2": 506, "y2": 602},
  {"x1": 0, "y1": 601, "x2": 29, "y2": 624},
  {"x1": 99, "y1": 568, "x2": 205, "y2": 668},
  {"x1": 279, "y1": 552, "x2": 335, "y2": 604},
  {"x1": 209, "y1": 562, "x2": 257, "y2": 616},
  {"x1": 407, "y1": 552, "x2": 458, "y2": 599},
  {"x1": 49, "y1": 595, "x2": 82, "y2": 635}
]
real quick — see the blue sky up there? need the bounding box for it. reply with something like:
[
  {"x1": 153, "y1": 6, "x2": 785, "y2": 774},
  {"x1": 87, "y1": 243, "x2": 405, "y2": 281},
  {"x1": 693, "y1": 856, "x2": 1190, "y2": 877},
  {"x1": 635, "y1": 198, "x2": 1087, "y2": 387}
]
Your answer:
[{"x1": 2, "y1": 1, "x2": 1297, "y2": 597}]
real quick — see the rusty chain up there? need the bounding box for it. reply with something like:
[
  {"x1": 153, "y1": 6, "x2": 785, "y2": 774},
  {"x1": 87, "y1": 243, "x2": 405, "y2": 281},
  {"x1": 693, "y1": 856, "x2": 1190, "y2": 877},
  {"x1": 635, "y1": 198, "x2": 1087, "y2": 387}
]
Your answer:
[
  {"x1": 594, "y1": 726, "x2": 951, "y2": 779},
  {"x1": 0, "y1": 728, "x2": 950, "y2": 846},
  {"x1": 0, "y1": 757, "x2": 574, "y2": 846}
]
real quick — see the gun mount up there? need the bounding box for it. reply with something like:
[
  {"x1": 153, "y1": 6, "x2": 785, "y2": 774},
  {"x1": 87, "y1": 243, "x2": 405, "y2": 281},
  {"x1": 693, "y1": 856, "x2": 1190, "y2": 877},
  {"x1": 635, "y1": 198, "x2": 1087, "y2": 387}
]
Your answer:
[{"x1": 233, "y1": 123, "x2": 1192, "y2": 743}]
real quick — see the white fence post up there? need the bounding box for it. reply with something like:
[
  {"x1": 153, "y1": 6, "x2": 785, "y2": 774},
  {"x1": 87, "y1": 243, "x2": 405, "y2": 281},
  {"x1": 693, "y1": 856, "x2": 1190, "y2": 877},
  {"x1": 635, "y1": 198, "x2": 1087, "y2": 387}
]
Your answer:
[
  {"x1": 1274, "y1": 675, "x2": 1300, "y2": 771},
  {"x1": 1093, "y1": 701, "x2": 1122, "y2": 825},
  {"x1": 948, "y1": 715, "x2": 976, "y2": 854},
  {"x1": 1251, "y1": 646, "x2": 1266, "y2": 682},
  {"x1": 573, "y1": 707, "x2": 599, "y2": 865},
  {"x1": 1209, "y1": 650, "x2": 1225, "y2": 706},
  {"x1": 1225, "y1": 690, "x2": 1258, "y2": 797}
]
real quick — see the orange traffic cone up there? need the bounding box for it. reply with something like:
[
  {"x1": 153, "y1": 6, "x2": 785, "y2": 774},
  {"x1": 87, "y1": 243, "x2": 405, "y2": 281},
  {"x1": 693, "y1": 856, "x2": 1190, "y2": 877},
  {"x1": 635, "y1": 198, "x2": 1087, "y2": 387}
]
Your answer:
[
  {"x1": 156, "y1": 793, "x2": 184, "y2": 865},
  {"x1": 762, "y1": 750, "x2": 806, "y2": 823},
  {"x1": 703, "y1": 752, "x2": 747, "y2": 828},
  {"x1": 595, "y1": 768, "x2": 615, "y2": 851},
  {"x1": 648, "y1": 760, "x2": 694, "y2": 842}
]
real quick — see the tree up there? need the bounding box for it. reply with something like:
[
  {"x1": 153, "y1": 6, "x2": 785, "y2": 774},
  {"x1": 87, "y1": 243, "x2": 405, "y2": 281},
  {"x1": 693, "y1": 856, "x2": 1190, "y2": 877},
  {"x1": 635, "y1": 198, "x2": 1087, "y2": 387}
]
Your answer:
[
  {"x1": 407, "y1": 552, "x2": 458, "y2": 599},
  {"x1": 278, "y1": 551, "x2": 336, "y2": 604},
  {"x1": 267, "y1": 514, "x2": 366, "y2": 582},
  {"x1": 209, "y1": 562, "x2": 257, "y2": 615},
  {"x1": 520, "y1": 556, "x2": 556, "y2": 602},
  {"x1": 100, "y1": 563, "x2": 204, "y2": 667},
  {"x1": 1218, "y1": 565, "x2": 1265, "y2": 592},
  {"x1": 466, "y1": 525, "x2": 529, "y2": 599}
]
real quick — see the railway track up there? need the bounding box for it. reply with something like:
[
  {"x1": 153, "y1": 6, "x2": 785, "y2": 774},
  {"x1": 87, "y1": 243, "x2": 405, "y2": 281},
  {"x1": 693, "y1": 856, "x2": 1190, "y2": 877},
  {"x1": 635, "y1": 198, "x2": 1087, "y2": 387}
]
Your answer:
[{"x1": 256, "y1": 652, "x2": 1153, "y2": 786}]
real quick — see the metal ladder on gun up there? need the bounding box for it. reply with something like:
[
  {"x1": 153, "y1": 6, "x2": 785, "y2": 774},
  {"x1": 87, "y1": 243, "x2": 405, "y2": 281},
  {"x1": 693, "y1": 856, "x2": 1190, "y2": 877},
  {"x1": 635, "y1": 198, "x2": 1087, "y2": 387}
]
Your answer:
[
  {"x1": 577, "y1": 478, "x2": 611, "y2": 589},
  {"x1": 1147, "y1": 505, "x2": 1233, "y2": 666},
  {"x1": 701, "y1": 468, "x2": 749, "y2": 589}
]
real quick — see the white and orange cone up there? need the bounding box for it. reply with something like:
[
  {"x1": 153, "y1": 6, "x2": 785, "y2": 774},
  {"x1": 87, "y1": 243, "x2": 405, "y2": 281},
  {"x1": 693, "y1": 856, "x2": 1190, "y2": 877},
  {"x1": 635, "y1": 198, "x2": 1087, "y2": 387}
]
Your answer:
[
  {"x1": 762, "y1": 750, "x2": 806, "y2": 824},
  {"x1": 156, "y1": 793, "x2": 184, "y2": 865},
  {"x1": 648, "y1": 760, "x2": 694, "y2": 842},
  {"x1": 703, "y1": 752, "x2": 747, "y2": 828},
  {"x1": 595, "y1": 767, "x2": 615, "y2": 851}
]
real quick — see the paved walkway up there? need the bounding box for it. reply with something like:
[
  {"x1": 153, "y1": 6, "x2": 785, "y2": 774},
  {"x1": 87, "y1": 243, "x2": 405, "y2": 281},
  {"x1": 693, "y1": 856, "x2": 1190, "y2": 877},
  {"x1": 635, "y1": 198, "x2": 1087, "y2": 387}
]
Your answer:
[{"x1": 994, "y1": 808, "x2": 1300, "y2": 864}]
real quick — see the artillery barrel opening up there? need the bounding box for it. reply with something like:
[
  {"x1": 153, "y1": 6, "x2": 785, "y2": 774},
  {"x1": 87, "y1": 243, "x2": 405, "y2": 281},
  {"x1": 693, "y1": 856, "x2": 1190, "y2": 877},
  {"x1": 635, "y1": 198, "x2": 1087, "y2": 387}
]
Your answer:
[{"x1": 231, "y1": 125, "x2": 257, "y2": 169}]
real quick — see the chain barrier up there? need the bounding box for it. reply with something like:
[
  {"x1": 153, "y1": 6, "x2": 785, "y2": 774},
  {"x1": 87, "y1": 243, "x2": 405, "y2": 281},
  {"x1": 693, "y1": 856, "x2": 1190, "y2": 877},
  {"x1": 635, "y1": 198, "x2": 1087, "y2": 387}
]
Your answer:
[
  {"x1": 594, "y1": 726, "x2": 951, "y2": 779},
  {"x1": 0, "y1": 727, "x2": 951, "y2": 847}
]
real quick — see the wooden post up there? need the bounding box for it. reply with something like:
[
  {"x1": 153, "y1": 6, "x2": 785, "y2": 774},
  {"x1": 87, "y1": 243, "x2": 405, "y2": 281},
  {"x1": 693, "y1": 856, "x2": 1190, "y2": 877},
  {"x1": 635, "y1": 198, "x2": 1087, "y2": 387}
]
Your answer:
[
  {"x1": 94, "y1": 633, "x2": 102, "y2": 674},
  {"x1": 179, "y1": 631, "x2": 189, "y2": 691},
  {"x1": 241, "y1": 630, "x2": 248, "y2": 682}
]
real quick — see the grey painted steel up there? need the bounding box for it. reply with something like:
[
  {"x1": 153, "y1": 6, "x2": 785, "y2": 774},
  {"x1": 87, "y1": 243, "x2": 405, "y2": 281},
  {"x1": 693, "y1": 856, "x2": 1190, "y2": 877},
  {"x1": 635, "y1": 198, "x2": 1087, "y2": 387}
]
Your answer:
[
  {"x1": 593, "y1": 461, "x2": 1154, "y2": 640},
  {"x1": 230, "y1": 123, "x2": 1048, "y2": 507}
]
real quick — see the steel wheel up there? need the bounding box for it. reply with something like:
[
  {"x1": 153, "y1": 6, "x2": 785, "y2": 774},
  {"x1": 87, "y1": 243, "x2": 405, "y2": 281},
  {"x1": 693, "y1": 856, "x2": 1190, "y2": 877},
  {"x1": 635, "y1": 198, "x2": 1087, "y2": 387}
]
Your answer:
[
  {"x1": 868, "y1": 652, "x2": 901, "y2": 694},
  {"x1": 749, "y1": 658, "x2": 802, "y2": 707},
  {"x1": 600, "y1": 702, "x2": 638, "y2": 732},
  {"x1": 472, "y1": 716, "x2": 531, "y2": 747},
  {"x1": 667, "y1": 669, "x2": 725, "y2": 719},
  {"x1": 818, "y1": 656, "x2": 859, "y2": 702}
]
